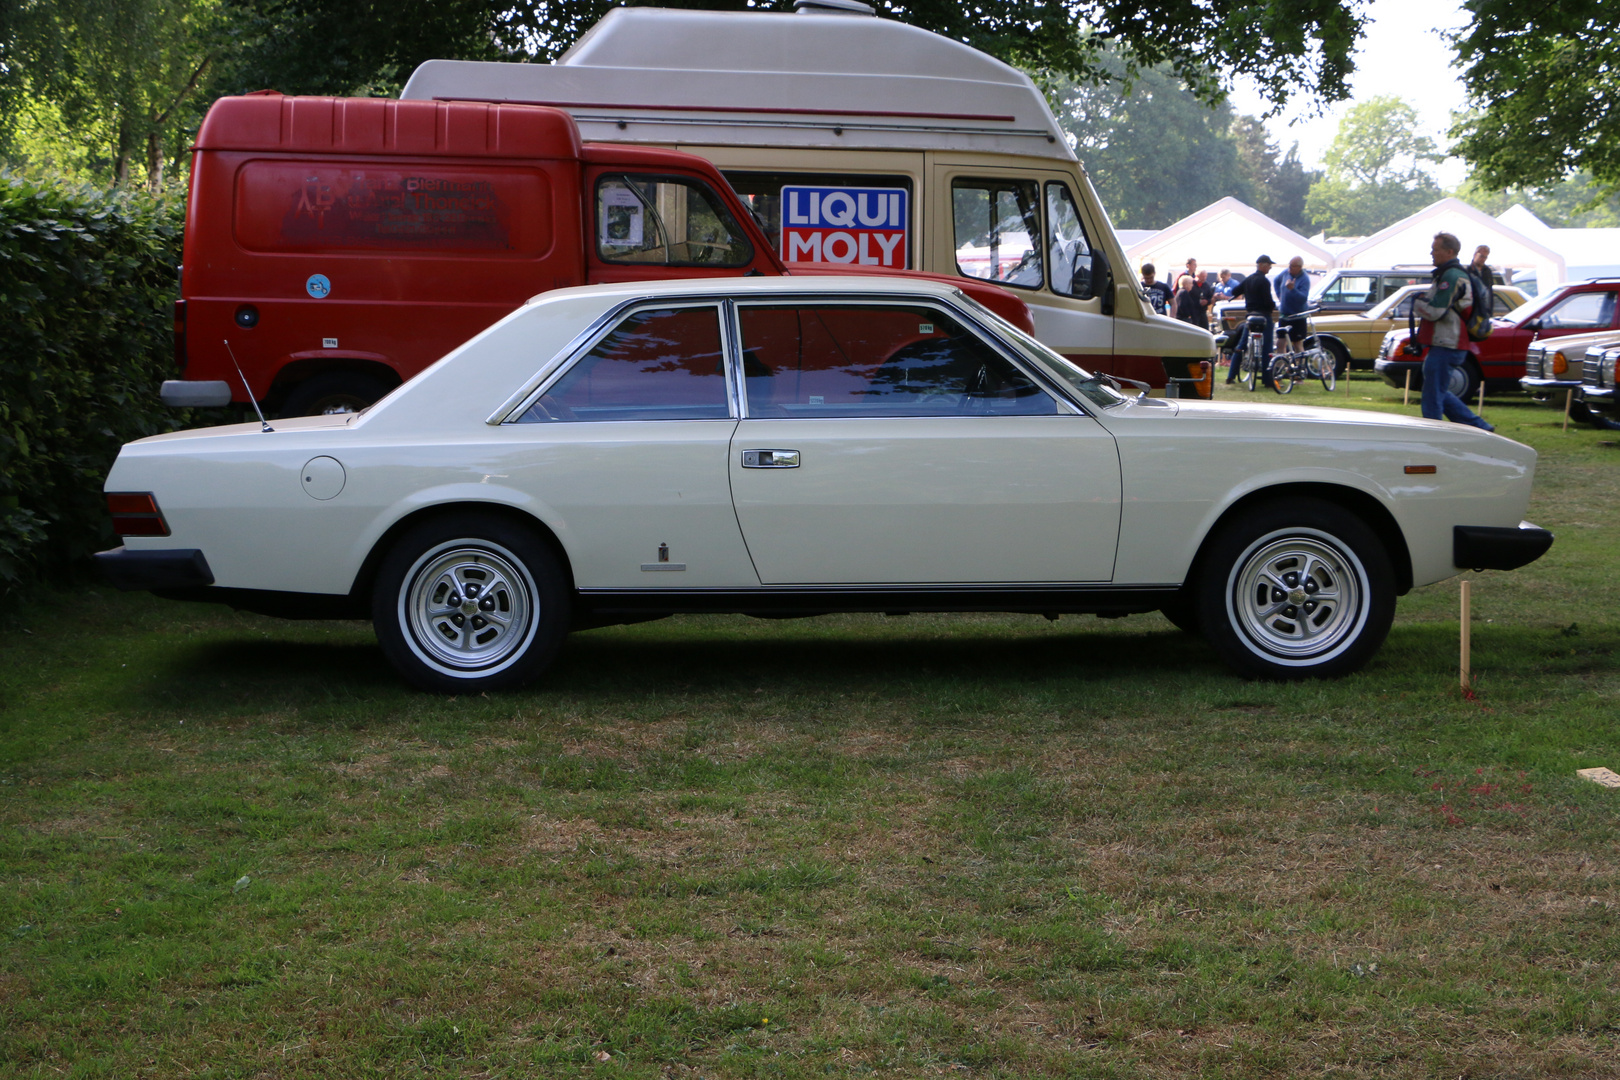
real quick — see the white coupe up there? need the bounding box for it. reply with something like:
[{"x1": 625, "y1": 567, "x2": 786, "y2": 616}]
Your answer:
[{"x1": 99, "y1": 277, "x2": 1553, "y2": 689}]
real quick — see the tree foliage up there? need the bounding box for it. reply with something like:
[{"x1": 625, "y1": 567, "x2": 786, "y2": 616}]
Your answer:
[
  {"x1": 1304, "y1": 96, "x2": 1442, "y2": 237},
  {"x1": 1451, "y1": 0, "x2": 1620, "y2": 195},
  {"x1": 1452, "y1": 172, "x2": 1620, "y2": 229},
  {"x1": 1049, "y1": 59, "x2": 1250, "y2": 230},
  {"x1": 1229, "y1": 117, "x2": 1318, "y2": 233},
  {"x1": 0, "y1": 0, "x2": 221, "y2": 189}
]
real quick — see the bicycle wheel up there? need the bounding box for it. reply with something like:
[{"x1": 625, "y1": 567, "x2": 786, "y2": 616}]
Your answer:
[
  {"x1": 1241, "y1": 340, "x2": 1259, "y2": 391},
  {"x1": 1271, "y1": 356, "x2": 1296, "y2": 395},
  {"x1": 1305, "y1": 337, "x2": 1336, "y2": 391}
]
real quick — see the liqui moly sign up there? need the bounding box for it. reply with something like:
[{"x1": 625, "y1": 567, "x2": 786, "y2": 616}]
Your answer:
[{"x1": 780, "y1": 186, "x2": 908, "y2": 268}]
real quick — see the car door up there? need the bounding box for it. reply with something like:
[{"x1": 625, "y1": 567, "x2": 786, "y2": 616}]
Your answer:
[
  {"x1": 503, "y1": 302, "x2": 757, "y2": 589},
  {"x1": 727, "y1": 298, "x2": 1121, "y2": 585}
]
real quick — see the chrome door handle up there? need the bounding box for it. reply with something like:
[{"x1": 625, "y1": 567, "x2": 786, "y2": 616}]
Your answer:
[{"x1": 741, "y1": 449, "x2": 800, "y2": 468}]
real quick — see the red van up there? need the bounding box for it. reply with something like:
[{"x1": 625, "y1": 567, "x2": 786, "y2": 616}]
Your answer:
[{"x1": 166, "y1": 93, "x2": 1035, "y2": 416}]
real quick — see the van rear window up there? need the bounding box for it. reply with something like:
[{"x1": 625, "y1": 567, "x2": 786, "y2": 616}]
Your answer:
[{"x1": 234, "y1": 162, "x2": 552, "y2": 255}]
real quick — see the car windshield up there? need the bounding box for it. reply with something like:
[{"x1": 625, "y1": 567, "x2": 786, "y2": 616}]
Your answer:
[{"x1": 954, "y1": 293, "x2": 1130, "y2": 409}]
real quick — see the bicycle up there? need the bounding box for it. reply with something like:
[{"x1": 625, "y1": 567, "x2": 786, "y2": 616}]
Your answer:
[
  {"x1": 1236, "y1": 313, "x2": 1267, "y2": 391},
  {"x1": 1266, "y1": 308, "x2": 1335, "y2": 394}
]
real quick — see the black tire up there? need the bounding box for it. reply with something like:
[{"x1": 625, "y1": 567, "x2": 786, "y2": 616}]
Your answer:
[
  {"x1": 1159, "y1": 590, "x2": 1201, "y2": 636},
  {"x1": 1194, "y1": 499, "x2": 1394, "y2": 680},
  {"x1": 279, "y1": 371, "x2": 390, "y2": 417},
  {"x1": 1568, "y1": 397, "x2": 1598, "y2": 425},
  {"x1": 372, "y1": 513, "x2": 570, "y2": 693},
  {"x1": 1321, "y1": 337, "x2": 1351, "y2": 379}
]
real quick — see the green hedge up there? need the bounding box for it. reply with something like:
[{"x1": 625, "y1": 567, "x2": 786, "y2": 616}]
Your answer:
[{"x1": 0, "y1": 173, "x2": 190, "y2": 587}]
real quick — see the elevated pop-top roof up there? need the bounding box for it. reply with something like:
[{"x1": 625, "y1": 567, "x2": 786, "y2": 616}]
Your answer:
[
  {"x1": 195, "y1": 94, "x2": 582, "y2": 159},
  {"x1": 400, "y1": 7, "x2": 1073, "y2": 161}
]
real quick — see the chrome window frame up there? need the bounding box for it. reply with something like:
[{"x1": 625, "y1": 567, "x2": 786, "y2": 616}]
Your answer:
[{"x1": 490, "y1": 297, "x2": 739, "y2": 426}]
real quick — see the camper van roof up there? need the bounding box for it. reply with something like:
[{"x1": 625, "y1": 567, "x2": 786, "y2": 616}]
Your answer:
[{"x1": 400, "y1": 7, "x2": 1074, "y2": 161}]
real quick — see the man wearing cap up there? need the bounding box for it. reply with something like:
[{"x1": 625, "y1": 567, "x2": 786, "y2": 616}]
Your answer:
[{"x1": 1224, "y1": 254, "x2": 1277, "y2": 387}]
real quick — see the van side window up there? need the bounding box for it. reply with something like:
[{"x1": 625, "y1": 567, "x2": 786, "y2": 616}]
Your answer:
[
  {"x1": 1044, "y1": 183, "x2": 1095, "y2": 299},
  {"x1": 518, "y1": 306, "x2": 730, "y2": 423},
  {"x1": 723, "y1": 171, "x2": 914, "y2": 269},
  {"x1": 951, "y1": 180, "x2": 1043, "y2": 291},
  {"x1": 737, "y1": 304, "x2": 1055, "y2": 419},
  {"x1": 596, "y1": 176, "x2": 753, "y2": 268}
]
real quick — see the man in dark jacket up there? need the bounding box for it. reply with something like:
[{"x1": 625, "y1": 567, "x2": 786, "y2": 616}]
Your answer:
[
  {"x1": 1415, "y1": 232, "x2": 1492, "y2": 430},
  {"x1": 1224, "y1": 255, "x2": 1276, "y2": 386}
]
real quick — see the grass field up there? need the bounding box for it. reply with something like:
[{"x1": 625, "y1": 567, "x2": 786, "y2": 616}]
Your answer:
[{"x1": 2, "y1": 375, "x2": 1617, "y2": 1078}]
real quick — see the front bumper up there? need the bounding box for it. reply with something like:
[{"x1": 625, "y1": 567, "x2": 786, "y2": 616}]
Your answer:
[
  {"x1": 1582, "y1": 386, "x2": 1616, "y2": 415},
  {"x1": 95, "y1": 546, "x2": 214, "y2": 591},
  {"x1": 1520, "y1": 377, "x2": 1584, "y2": 394},
  {"x1": 1454, "y1": 523, "x2": 1554, "y2": 572},
  {"x1": 1375, "y1": 357, "x2": 1422, "y2": 388}
]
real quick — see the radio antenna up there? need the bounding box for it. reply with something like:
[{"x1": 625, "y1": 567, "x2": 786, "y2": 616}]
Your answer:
[{"x1": 223, "y1": 339, "x2": 273, "y2": 432}]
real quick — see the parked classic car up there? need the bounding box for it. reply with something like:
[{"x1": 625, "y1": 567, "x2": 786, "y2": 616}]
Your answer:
[
  {"x1": 1575, "y1": 342, "x2": 1620, "y2": 423},
  {"x1": 1309, "y1": 283, "x2": 1529, "y2": 373},
  {"x1": 1215, "y1": 268, "x2": 1435, "y2": 337},
  {"x1": 1521, "y1": 329, "x2": 1620, "y2": 425},
  {"x1": 1377, "y1": 278, "x2": 1620, "y2": 400},
  {"x1": 98, "y1": 277, "x2": 1553, "y2": 689}
]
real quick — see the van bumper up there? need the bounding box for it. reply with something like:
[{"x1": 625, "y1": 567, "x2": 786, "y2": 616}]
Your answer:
[
  {"x1": 95, "y1": 547, "x2": 215, "y2": 591},
  {"x1": 1453, "y1": 523, "x2": 1554, "y2": 572}
]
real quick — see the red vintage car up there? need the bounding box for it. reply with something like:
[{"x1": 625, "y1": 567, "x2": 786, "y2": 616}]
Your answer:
[{"x1": 1374, "y1": 278, "x2": 1620, "y2": 400}]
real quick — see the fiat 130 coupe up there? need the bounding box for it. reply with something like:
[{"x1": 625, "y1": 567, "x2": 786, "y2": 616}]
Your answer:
[{"x1": 99, "y1": 277, "x2": 1553, "y2": 689}]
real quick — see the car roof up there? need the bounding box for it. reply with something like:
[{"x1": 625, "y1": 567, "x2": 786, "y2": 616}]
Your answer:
[{"x1": 522, "y1": 273, "x2": 971, "y2": 308}]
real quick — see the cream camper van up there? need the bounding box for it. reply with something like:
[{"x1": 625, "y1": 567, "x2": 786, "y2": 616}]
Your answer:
[{"x1": 401, "y1": 1, "x2": 1216, "y2": 396}]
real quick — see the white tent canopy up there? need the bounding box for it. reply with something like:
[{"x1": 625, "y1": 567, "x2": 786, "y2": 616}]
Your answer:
[
  {"x1": 1123, "y1": 197, "x2": 1335, "y2": 278},
  {"x1": 1336, "y1": 198, "x2": 1565, "y2": 288}
]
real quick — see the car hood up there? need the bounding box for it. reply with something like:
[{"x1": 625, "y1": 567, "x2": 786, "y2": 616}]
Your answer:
[{"x1": 1120, "y1": 396, "x2": 1505, "y2": 435}]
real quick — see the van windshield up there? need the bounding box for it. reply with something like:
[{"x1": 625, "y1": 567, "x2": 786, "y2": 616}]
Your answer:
[{"x1": 596, "y1": 175, "x2": 753, "y2": 268}]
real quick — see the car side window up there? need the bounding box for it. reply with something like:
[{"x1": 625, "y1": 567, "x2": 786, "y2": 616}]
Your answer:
[
  {"x1": 518, "y1": 306, "x2": 730, "y2": 423},
  {"x1": 1323, "y1": 275, "x2": 1375, "y2": 304},
  {"x1": 596, "y1": 175, "x2": 753, "y2": 268},
  {"x1": 1540, "y1": 291, "x2": 1617, "y2": 331},
  {"x1": 1044, "y1": 182, "x2": 1095, "y2": 299},
  {"x1": 738, "y1": 304, "x2": 1056, "y2": 419},
  {"x1": 951, "y1": 179, "x2": 1043, "y2": 290}
]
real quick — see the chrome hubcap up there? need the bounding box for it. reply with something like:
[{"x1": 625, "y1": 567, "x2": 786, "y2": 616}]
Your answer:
[
  {"x1": 404, "y1": 546, "x2": 533, "y2": 672},
  {"x1": 1231, "y1": 532, "x2": 1365, "y2": 662}
]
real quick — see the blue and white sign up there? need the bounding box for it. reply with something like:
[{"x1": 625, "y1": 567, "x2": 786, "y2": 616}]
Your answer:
[
  {"x1": 781, "y1": 186, "x2": 908, "y2": 268},
  {"x1": 305, "y1": 273, "x2": 331, "y2": 299}
]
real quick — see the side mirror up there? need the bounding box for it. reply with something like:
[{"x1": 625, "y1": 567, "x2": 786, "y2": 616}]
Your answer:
[
  {"x1": 1524, "y1": 318, "x2": 1542, "y2": 331},
  {"x1": 1069, "y1": 251, "x2": 1106, "y2": 301}
]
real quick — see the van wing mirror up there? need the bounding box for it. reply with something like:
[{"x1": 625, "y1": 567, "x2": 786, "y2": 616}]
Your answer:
[{"x1": 1070, "y1": 249, "x2": 1113, "y2": 313}]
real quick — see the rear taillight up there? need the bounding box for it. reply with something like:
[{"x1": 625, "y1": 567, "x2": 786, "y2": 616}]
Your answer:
[
  {"x1": 107, "y1": 492, "x2": 170, "y2": 537},
  {"x1": 172, "y1": 299, "x2": 187, "y2": 373}
]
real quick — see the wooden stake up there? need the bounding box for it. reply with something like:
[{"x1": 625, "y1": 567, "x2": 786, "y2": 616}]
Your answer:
[
  {"x1": 1477, "y1": 380, "x2": 1486, "y2": 416},
  {"x1": 1403, "y1": 369, "x2": 1412, "y2": 406},
  {"x1": 1563, "y1": 388, "x2": 1573, "y2": 433},
  {"x1": 1460, "y1": 579, "x2": 1472, "y2": 690}
]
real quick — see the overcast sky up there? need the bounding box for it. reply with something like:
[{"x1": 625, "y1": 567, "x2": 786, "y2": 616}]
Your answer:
[{"x1": 1225, "y1": 0, "x2": 1472, "y2": 187}]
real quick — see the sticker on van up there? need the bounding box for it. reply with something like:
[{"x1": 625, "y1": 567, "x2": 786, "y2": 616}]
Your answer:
[{"x1": 780, "y1": 186, "x2": 907, "y2": 268}]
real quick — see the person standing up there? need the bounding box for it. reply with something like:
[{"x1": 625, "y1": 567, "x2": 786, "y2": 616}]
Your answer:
[
  {"x1": 1173, "y1": 274, "x2": 1205, "y2": 325},
  {"x1": 1140, "y1": 263, "x2": 1172, "y2": 315},
  {"x1": 1185, "y1": 258, "x2": 1214, "y2": 319},
  {"x1": 1273, "y1": 256, "x2": 1311, "y2": 354},
  {"x1": 1214, "y1": 268, "x2": 1235, "y2": 298},
  {"x1": 1470, "y1": 244, "x2": 1491, "y2": 279},
  {"x1": 1415, "y1": 232, "x2": 1493, "y2": 431},
  {"x1": 1225, "y1": 255, "x2": 1276, "y2": 385}
]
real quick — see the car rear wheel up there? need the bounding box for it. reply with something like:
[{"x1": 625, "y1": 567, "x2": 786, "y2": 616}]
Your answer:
[
  {"x1": 1195, "y1": 499, "x2": 1394, "y2": 680},
  {"x1": 372, "y1": 514, "x2": 570, "y2": 692}
]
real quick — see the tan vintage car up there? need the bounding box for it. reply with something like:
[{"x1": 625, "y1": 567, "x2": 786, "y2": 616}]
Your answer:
[{"x1": 1311, "y1": 283, "x2": 1530, "y2": 373}]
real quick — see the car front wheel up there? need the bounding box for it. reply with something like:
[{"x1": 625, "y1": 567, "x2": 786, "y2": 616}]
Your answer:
[
  {"x1": 1196, "y1": 500, "x2": 1394, "y2": 679},
  {"x1": 372, "y1": 514, "x2": 570, "y2": 692}
]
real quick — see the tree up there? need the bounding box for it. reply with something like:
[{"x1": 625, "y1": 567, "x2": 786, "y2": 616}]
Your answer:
[
  {"x1": 1450, "y1": 0, "x2": 1620, "y2": 196},
  {"x1": 1229, "y1": 116, "x2": 1319, "y2": 232},
  {"x1": 212, "y1": 0, "x2": 1368, "y2": 111},
  {"x1": 0, "y1": 0, "x2": 222, "y2": 188},
  {"x1": 1452, "y1": 173, "x2": 1620, "y2": 229},
  {"x1": 1304, "y1": 96, "x2": 1442, "y2": 237},
  {"x1": 1049, "y1": 59, "x2": 1251, "y2": 230}
]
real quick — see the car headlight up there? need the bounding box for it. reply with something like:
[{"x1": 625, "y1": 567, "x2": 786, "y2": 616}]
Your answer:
[{"x1": 1603, "y1": 350, "x2": 1619, "y2": 387}]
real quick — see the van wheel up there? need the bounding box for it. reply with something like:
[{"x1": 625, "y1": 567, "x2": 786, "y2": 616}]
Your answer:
[
  {"x1": 279, "y1": 371, "x2": 389, "y2": 417},
  {"x1": 1196, "y1": 499, "x2": 1394, "y2": 680},
  {"x1": 372, "y1": 514, "x2": 570, "y2": 693}
]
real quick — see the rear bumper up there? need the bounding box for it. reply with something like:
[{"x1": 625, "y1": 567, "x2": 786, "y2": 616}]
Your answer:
[
  {"x1": 95, "y1": 546, "x2": 214, "y2": 591},
  {"x1": 1453, "y1": 522, "x2": 1554, "y2": 572},
  {"x1": 161, "y1": 380, "x2": 232, "y2": 407}
]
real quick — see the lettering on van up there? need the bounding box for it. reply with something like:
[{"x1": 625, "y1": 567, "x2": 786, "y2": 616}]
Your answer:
[
  {"x1": 780, "y1": 186, "x2": 907, "y2": 268},
  {"x1": 234, "y1": 163, "x2": 551, "y2": 255}
]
